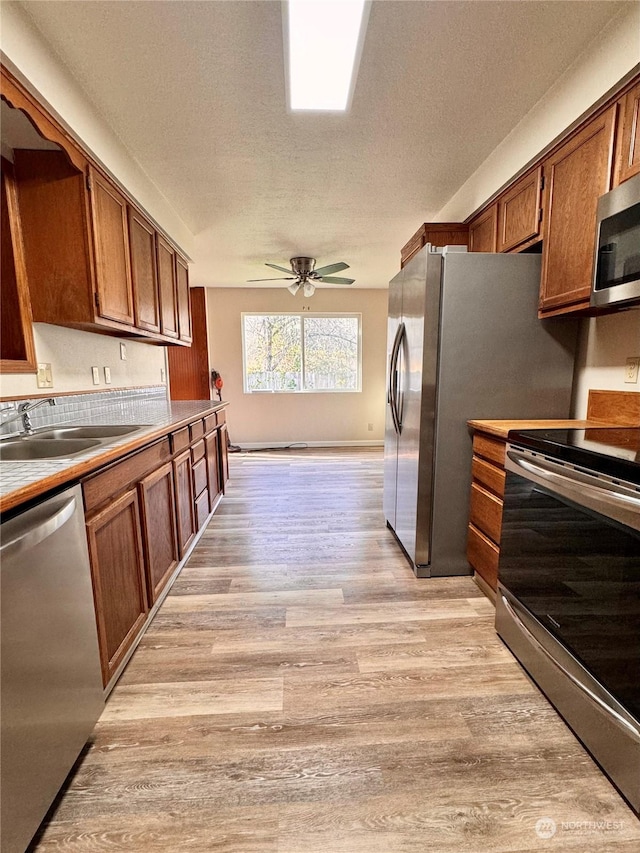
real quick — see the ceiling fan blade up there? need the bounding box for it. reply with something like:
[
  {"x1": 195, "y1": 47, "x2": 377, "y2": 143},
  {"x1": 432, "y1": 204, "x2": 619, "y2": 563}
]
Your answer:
[
  {"x1": 265, "y1": 263, "x2": 295, "y2": 275},
  {"x1": 313, "y1": 261, "x2": 349, "y2": 277},
  {"x1": 247, "y1": 276, "x2": 296, "y2": 281},
  {"x1": 318, "y1": 276, "x2": 355, "y2": 285}
]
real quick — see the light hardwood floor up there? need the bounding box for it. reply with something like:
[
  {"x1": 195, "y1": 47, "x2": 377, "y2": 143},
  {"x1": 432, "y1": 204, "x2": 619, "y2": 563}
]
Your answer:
[{"x1": 32, "y1": 449, "x2": 639, "y2": 851}]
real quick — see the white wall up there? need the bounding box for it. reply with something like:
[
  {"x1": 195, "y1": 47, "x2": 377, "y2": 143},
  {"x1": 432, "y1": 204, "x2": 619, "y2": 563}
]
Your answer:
[
  {"x1": 0, "y1": 1, "x2": 194, "y2": 256},
  {"x1": 436, "y1": 3, "x2": 640, "y2": 416},
  {"x1": 0, "y1": 324, "x2": 167, "y2": 399},
  {"x1": 437, "y1": 4, "x2": 640, "y2": 222},
  {"x1": 572, "y1": 310, "x2": 640, "y2": 418},
  {"x1": 207, "y1": 288, "x2": 387, "y2": 445}
]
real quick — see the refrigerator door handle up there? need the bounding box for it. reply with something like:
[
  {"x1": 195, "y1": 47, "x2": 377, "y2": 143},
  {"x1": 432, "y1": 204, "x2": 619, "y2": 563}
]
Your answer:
[{"x1": 388, "y1": 322, "x2": 405, "y2": 434}]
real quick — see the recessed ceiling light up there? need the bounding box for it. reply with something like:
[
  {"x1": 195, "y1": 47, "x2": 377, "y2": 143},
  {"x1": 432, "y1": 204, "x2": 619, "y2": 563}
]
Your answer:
[{"x1": 286, "y1": 0, "x2": 369, "y2": 111}]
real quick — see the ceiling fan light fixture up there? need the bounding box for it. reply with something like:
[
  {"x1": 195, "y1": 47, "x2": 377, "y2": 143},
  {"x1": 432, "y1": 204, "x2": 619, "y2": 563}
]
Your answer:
[
  {"x1": 303, "y1": 282, "x2": 316, "y2": 298},
  {"x1": 286, "y1": 0, "x2": 369, "y2": 111},
  {"x1": 288, "y1": 282, "x2": 301, "y2": 296}
]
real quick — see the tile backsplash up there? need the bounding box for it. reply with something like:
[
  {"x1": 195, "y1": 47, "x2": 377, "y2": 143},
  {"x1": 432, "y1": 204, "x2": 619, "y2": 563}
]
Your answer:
[{"x1": 0, "y1": 386, "x2": 168, "y2": 438}]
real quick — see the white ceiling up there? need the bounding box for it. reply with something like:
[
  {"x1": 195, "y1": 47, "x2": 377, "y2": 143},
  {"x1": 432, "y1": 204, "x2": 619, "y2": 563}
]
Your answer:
[{"x1": 18, "y1": 0, "x2": 628, "y2": 290}]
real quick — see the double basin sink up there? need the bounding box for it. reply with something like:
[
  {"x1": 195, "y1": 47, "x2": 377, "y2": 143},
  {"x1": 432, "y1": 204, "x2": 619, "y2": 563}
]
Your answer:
[{"x1": 0, "y1": 425, "x2": 150, "y2": 461}]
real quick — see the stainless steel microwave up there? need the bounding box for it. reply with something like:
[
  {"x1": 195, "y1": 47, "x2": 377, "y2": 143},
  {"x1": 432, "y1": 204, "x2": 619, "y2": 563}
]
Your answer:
[{"x1": 591, "y1": 171, "x2": 640, "y2": 309}]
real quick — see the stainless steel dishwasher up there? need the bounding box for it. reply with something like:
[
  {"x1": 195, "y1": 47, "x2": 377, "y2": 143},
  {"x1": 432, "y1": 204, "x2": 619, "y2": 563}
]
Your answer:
[{"x1": 1, "y1": 484, "x2": 104, "y2": 853}]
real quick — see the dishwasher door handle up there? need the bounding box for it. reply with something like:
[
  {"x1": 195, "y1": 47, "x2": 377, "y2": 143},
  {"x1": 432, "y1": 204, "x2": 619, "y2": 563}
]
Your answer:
[{"x1": 0, "y1": 496, "x2": 77, "y2": 558}]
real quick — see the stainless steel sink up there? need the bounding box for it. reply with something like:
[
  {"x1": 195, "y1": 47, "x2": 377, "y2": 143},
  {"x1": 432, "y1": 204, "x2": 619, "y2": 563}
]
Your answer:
[
  {"x1": 0, "y1": 438, "x2": 102, "y2": 460},
  {"x1": 35, "y1": 425, "x2": 148, "y2": 440}
]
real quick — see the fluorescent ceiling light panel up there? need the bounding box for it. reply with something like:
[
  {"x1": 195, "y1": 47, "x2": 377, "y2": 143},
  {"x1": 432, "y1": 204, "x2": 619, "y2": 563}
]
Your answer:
[{"x1": 287, "y1": 0, "x2": 368, "y2": 111}]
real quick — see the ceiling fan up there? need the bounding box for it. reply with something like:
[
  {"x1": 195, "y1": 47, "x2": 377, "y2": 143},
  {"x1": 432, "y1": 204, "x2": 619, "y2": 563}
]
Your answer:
[{"x1": 247, "y1": 257, "x2": 355, "y2": 296}]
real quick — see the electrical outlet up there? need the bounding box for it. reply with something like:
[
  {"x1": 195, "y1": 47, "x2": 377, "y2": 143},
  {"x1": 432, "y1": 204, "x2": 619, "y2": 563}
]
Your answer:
[
  {"x1": 120, "y1": 342, "x2": 127, "y2": 360},
  {"x1": 36, "y1": 363, "x2": 53, "y2": 389},
  {"x1": 91, "y1": 366, "x2": 100, "y2": 385},
  {"x1": 104, "y1": 366, "x2": 112, "y2": 384},
  {"x1": 160, "y1": 367, "x2": 166, "y2": 383},
  {"x1": 624, "y1": 357, "x2": 640, "y2": 384}
]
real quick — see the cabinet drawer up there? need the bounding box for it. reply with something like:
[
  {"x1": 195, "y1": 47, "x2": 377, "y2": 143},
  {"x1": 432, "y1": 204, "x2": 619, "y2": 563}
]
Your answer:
[
  {"x1": 189, "y1": 418, "x2": 204, "y2": 443},
  {"x1": 83, "y1": 438, "x2": 171, "y2": 514},
  {"x1": 204, "y1": 413, "x2": 218, "y2": 434},
  {"x1": 472, "y1": 433, "x2": 505, "y2": 468},
  {"x1": 191, "y1": 439, "x2": 205, "y2": 463},
  {"x1": 469, "y1": 482, "x2": 503, "y2": 544},
  {"x1": 170, "y1": 426, "x2": 190, "y2": 454},
  {"x1": 467, "y1": 523, "x2": 500, "y2": 591},
  {"x1": 195, "y1": 489, "x2": 210, "y2": 531},
  {"x1": 192, "y1": 457, "x2": 208, "y2": 497},
  {"x1": 471, "y1": 455, "x2": 506, "y2": 497},
  {"x1": 217, "y1": 408, "x2": 226, "y2": 426}
]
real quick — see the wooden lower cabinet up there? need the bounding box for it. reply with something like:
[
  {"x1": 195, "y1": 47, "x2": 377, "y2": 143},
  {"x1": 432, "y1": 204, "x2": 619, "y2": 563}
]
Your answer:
[
  {"x1": 85, "y1": 489, "x2": 148, "y2": 686},
  {"x1": 138, "y1": 462, "x2": 179, "y2": 604},
  {"x1": 466, "y1": 431, "x2": 506, "y2": 596},
  {"x1": 218, "y1": 422, "x2": 230, "y2": 491},
  {"x1": 174, "y1": 448, "x2": 196, "y2": 556},
  {"x1": 205, "y1": 429, "x2": 222, "y2": 507}
]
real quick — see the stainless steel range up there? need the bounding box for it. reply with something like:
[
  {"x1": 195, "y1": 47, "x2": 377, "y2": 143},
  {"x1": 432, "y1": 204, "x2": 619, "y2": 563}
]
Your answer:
[{"x1": 496, "y1": 427, "x2": 640, "y2": 814}]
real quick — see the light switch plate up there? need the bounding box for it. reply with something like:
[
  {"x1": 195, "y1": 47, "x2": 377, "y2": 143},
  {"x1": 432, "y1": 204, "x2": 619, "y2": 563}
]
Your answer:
[
  {"x1": 104, "y1": 366, "x2": 112, "y2": 384},
  {"x1": 91, "y1": 366, "x2": 100, "y2": 385},
  {"x1": 624, "y1": 357, "x2": 640, "y2": 384},
  {"x1": 120, "y1": 342, "x2": 127, "y2": 361},
  {"x1": 36, "y1": 363, "x2": 53, "y2": 389}
]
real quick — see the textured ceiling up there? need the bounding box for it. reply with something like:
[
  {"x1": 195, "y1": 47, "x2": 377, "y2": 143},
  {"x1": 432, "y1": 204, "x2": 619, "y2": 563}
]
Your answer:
[{"x1": 18, "y1": 0, "x2": 628, "y2": 289}]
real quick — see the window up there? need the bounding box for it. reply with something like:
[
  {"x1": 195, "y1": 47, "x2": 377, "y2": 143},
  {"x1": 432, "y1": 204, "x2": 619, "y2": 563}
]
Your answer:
[{"x1": 242, "y1": 313, "x2": 361, "y2": 393}]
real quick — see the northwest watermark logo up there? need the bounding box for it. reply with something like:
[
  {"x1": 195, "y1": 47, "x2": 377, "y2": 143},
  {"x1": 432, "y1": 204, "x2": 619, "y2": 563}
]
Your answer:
[
  {"x1": 535, "y1": 817, "x2": 625, "y2": 839},
  {"x1": 535, "y1": 818, "x2": 557, "y2": 839}
]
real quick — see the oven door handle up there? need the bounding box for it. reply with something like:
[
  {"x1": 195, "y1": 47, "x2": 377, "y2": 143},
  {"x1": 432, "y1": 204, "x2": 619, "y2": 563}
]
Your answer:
[
  {"x1": 500, "y1": 592, "x2": 640, "y2": 743},
  {"x1": 506, "y1": 448, "x2": 640, "y2": 532}
]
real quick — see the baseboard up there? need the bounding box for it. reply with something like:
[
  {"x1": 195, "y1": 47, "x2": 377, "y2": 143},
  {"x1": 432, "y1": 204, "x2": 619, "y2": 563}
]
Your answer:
[{"x1": 236, "y1": 440, "x2": 384, "y2": 449}]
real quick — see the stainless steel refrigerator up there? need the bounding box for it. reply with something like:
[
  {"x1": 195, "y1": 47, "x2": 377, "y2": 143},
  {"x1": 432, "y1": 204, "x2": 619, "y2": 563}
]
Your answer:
[{"x1": 384, "y1": 245, "x2": 577, "y2": 578}]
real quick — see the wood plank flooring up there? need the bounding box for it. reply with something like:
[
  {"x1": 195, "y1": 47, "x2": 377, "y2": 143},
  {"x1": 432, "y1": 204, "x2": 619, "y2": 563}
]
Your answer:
[{"x1": 32, "y1": 448, "x2": 639, "y2": 851}]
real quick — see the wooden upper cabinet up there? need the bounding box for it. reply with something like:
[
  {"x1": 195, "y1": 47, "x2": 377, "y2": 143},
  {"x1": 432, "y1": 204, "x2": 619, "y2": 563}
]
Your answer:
[
  {"x1": 128, "y1": 207, "x2": 160, "y2": 333},
  {"x1": 496, "y1": 166, "x2": 543, "y2": 253},
  {"x1": 468, "y1": 204, "x2": 497, "y2": 252},
  {"x1": 157, "y1": 235, "x2": 179, "y2": 339},
  {"x1": 1, "y1": 157, "x2": 36, "y2": 373},
  {"x1": 175, "y1": 252, "x2": 192, "y2": 343},
  {"x1": 539, "y1": 105, "x2": 616, "y2": 315},
  {"x1": 87, "y1": 166, "x2": 134, "y2": 325},
  {"x1": 400, "y1": 223, "x2": 468, "y2": 267},
  {"x1": 614, "y1": 81, "x2": 640, "y2": 185}
]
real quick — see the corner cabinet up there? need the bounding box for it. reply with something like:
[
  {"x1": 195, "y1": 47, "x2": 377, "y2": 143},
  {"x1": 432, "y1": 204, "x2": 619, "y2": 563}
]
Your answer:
[{"x1": 538, "y1": 106, "x2": 617, "y2": 317}]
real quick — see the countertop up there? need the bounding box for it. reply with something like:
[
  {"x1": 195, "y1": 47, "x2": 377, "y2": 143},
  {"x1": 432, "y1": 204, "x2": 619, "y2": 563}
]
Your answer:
[
  {"x1": 468, "y1": 418, "x2": 606, "y2": 440},
  {"x1": 0, "y1": 399, "x2": 227, "y2": 515}
]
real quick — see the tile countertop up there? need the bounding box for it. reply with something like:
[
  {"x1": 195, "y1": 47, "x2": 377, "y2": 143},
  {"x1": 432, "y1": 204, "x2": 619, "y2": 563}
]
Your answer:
[
  {"x1": 467, "y1": 418, "x2": 612, "y2": 439},
  {"x1": 0, "y1": 399, "x2": 227, "y2": 515}
]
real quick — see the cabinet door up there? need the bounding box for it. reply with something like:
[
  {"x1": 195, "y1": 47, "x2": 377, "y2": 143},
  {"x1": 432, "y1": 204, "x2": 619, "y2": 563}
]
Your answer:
[
  {"x1": 139, "y1": 462, "x2": 179, "y2": 604},
  {"x1": 218, "y1": 423, "x2": 230, "y2": 492},
  {"x1": 157, "y1": 234, "x2": 179, "y2": 339},
  {"x1": 468, "y1": 204, "x2": 497, "y2": 252},
  {"x1": 205, "y1": 429, "x2": 222, "y2": 508},
  {"x1": 1, "y1": 157, "x2": 36, "y2": 372},
  {"x1": 128, "y1": 207, "x2": 161, "y2": 333},
  {"x1": 86, "y1": 489, "x2": 148, "y2": 686},
  {"x1": 175, "y1": 253, "x2": 192, "y2": 343},
  {"x1": 87, "y1": 167, "x2": 134, "y2": 325},
  {"x1": 173, "y1": 448, "x2": 196, "y2": 556},
  {"x1": 539, "y1": 106, "x2": 616, "y2": 314},
  {"x1": 615, "y1": 81, "x2": 640, "y2": 185},
  {"x1": 496, "y1": 166, "x2": 542, "y2": 252}
]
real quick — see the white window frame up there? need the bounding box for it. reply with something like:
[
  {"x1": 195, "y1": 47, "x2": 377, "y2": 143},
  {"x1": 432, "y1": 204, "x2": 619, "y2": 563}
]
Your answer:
[{"x1": 241, "y1": 312, "x2": 362, "y2": 394}]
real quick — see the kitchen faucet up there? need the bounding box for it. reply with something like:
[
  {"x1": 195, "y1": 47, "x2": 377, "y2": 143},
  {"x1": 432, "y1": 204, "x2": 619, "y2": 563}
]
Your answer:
[{"x1": 1, "y1": 398, "x2": 57, "y2": 436}]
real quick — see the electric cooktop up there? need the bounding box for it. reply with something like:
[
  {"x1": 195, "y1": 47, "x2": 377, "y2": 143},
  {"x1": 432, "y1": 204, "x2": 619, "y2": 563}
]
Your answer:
[{"x1": 507, "y1": 427, "x2": 640, "y2": 484}]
